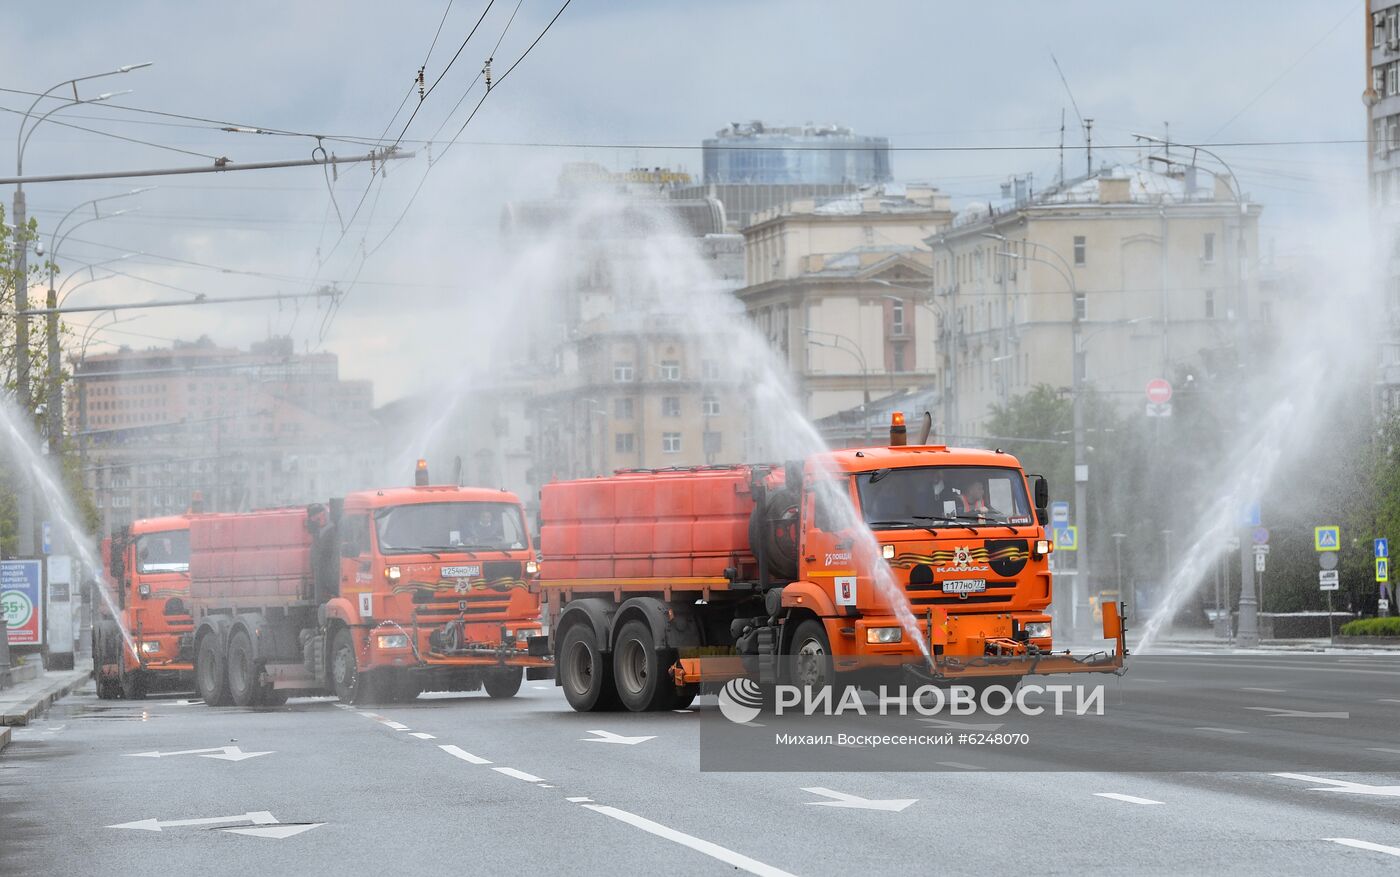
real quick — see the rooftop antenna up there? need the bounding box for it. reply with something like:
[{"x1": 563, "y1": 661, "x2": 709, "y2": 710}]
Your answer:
[
  {"x1": 1084, "y1": 118, "x2": 1093, "y2": 177},
  {"x1": 1058, "y1": 108, "x2": 1066, "y2": 185},
  {"x1": 1050, "y1": 53, "x2": 1090, "y2": 178}
]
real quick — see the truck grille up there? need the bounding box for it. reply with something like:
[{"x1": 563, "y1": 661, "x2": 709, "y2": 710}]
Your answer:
[{"x1": 905, "y1": 578, "x2": 1018, "y2": 606}]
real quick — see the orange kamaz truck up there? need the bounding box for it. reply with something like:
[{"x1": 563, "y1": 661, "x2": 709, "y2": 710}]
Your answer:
[
  {"x1": 187, "y1": 463, "x2": 551, "y2": 707},
  {"x1": 536, "y1": 413, "x2": 1125, "y2": 712},
  {"x1": 94, "y1": 515, "x2": 195, "y2": 699}
]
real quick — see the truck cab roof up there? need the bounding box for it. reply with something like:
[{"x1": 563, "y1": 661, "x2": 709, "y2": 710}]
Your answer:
[
  {"x1": 343, "y1": 485, "x2": 525, "y2": 511},
  {"x1": 128, "y1": 514, "x2": 192, "y2": 535},
  {"x1": 814, "y1": 445, "x2": 1025, "y2": 475}
]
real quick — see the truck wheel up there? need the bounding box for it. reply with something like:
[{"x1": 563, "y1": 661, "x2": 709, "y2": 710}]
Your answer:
[
  {"x1": 483, "y1": 668, "x2": 523, "y2": 699},
  {"x1": 226, "y1": 630, "x2": 263, "y2": 708},
  {"x1": 94, "y1": 627, "x2": 121, "y2": 700},
  {"x1": 119, "y1": 654, "x2": 148, "y2": 700},
  {"x1": 612, "y1": 620, "x2": 676, "y2": 712},
  {"x1": 558, "y1": 623, "x2": 620, "y2": 712},
  {"x1": 787, "y1": 620, "x2": 833, "y2": 691},
  {"x1": 196, "y1": 633, "x2": 232, "y2": 706},
  {"x1": 330, "y1": 628, "x2": 385, "y2": 704}
]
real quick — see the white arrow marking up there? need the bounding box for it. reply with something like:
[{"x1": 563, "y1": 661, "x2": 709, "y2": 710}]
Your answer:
[
  {"x1": 582, "y1": 729, "x2": 656, "y2": 745},
  {"x1": 1272, "y1": 773, "x2": 1400, "y2": 797},
  {"x1": 1239, "y1": 687, "x2": 1285, "y2": 693},
  {"x1": 1094, "y1": 793, "x2": 1163, "y2": 805},
  {"x1": 123, "y1": 746, "x2": 272, "y2": 762},
  {"x1": 1245, "y1": 707, "x2": 1350, "y2": 719},
  {"x1": 222, "y1": 823, "x2": 325, "y2": 839},
  {"x1": 919, "y1": 718, "x2": 1004, "y2": 732},
  {"x1": 1325, "y1": 838, "x2": 1400, "y2": 858},
  {"x1": 109, "y1": 811, "x2": 277, "y2": 832},
  {"x1": 801, "y1": 787, "x2": 917, "y2": 812},
  {"x1": 1195, "y1": 727, "x2": 1248, "y2": 735},
  {"x1": 581, "y1": 804, "x2": 797, "y2": 877}
]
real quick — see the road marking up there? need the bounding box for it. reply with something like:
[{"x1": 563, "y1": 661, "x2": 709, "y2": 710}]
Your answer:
[
  {"x1": 439, "y1": 745, "x2": 492, "y2": 765},
  {"x1": 381, "y1": 721, "x2": 410, "y2": 731},
  {"x1": 123, "y1": 746, "x2": 272, "y2": 762},
  {"x1": 936, "y1": 761, "x2": 983, "y2": 771},
  {"x1": 802, "y1": 787, "x2": 917, "y2": 812},
  {"x1": 1245, "y1": 707, "x2": 1349, "y2": 719},
  {"x1": 920, "y1": 718, "x2": 1004, "y2": 732},
  {"x1": 1325, "y1": 838, "x2": 1400, "y2": 858},
  {"x1": 1378, "y1": 698, "x2": 1400, "y2": 704},
  {"x1": 493, "y1": 767, "x2": 545, "y2": 783},
  {"x1": 1094, "y1": 793, "x2": 1163, "y2": 805},
  {"x1": 1273, "y1": 773, "x2": 1400, "y2": 797},
  {"x1": 222, "y1": 823, "x2": 325, "y2": 839},
  {"x1": 332, "y1": 703, "x2": 353, "y2": 710},
  {"x1": 581, "y1": 729, "x2": 656, "y2": 745},
  {"x1": 580, "y1": 804, "x2": 796, "y2": 877},
  {"x1": 1366, "y1": 747, "x2": 1400, "y2": 754},
  {"x1": 409, "y1": 732, "x2": 436, "y2": 740},
  {"x1": 672, "y1": 709, "x2": 694, "y2": 713},
  {"x1": 358, "y1": 712, "x2": 381, "y2": 719},
  {"x1": 1239, "y1": 687, "x2": 1285, "y2": 693},
  {"x1": 566, "y1": 797, "x2": 593, "y2": 803},
  {"x1": 110, "y1": 811, "x2": 278, "y2": 832},
  {"x1": 531, "y1": 685, "x2": 552, "y2": 690},
  {"x1": 540, "y1": 784, "x2": 556, "y2": 788},
  {"x1": 1195, "y1": 727, "x2": 1248, "y2": 735}
]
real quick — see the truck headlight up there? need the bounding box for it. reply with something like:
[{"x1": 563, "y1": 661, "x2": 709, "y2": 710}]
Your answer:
[
  {"x1": 525, "y1": 560, "x2": 539, "y2": 575},
  {"x1": 384, "y1": 566, "x2": 401, "y2": 583},
  {"x1": 1035, "y1": 539, "x2": 1051, "y2": 556},
  {"x1": 866, "y1": 627, "x2": 902, "y2": 644},
  {"x1": 376, "y1": 634, "x2": 410, "y2": 649},
  {"x1": 140, "y1": 641, "x2": 161, "y2": 654},
  {"x1": 881, "y1": 544, "x2": 895, "y2": 560},
  {"x1": 515, "y1": 629, "x2": 535, "y2": 643},
  {"x1": 1024, "y1": 621, "x2": 1052, "y2": 639}
]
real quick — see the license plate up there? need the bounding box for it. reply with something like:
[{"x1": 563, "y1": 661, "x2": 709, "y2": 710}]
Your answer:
[
  {"x1": 941, "y1": 579, "x2": 987, "y2": 594},
  {"x1": 442, "y1": 565, "x2": 481, "y2": 578}
]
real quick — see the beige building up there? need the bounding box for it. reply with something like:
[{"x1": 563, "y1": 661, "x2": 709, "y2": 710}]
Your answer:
[
  {"x1": 736, "y1": 184, "x2": 953, "y2": 420},
  {"x1": 932, "y1": 165, "x2": 1263, "y2": 437}
]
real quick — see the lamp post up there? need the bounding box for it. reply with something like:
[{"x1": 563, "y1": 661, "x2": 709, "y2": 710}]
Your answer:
[
  {"x1": 802, "y1": 328, "x2": 871, "y2": 440},
  {"x1": 873, "y1": 278, "x2": 949, "y2": 432},
  {"x1": 11, "y1": 63, "x2": 150, "y2": 554}
]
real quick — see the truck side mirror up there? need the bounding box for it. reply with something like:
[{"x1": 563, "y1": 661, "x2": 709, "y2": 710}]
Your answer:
[{"x1": 1030, "y1": 475, "x2": 1049, "y2": 524}]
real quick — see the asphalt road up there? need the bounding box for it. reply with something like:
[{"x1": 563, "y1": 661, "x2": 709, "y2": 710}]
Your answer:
[{"x1": 3, "y1": 653, "x2": 1400, "y2": 876}]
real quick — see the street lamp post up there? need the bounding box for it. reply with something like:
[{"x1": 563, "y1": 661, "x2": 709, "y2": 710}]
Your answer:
[
  {"x1": 11, "y1": 63, "x2": 150, "y2": 554},
  {"x1": 802, "y1": 328, "x2": 871, "y2": 440}
]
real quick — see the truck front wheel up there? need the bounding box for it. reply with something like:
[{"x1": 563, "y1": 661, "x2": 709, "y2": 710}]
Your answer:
[
  {"x1": 787, "y1": 620, "x2": 833, "y2": 691},
  {"x1": 558, "y1": 623, "x2": 619, "y2": 712},
  {"x1": 612, "y1": 620, "x2": 676, "y2": 712},
  {"x1": 483, "y1": 668, "x2": 523, "y2": 699},
  {"x1": 330, "y1": 628, "x2": 384, "y2": 705},
  {"x1": 196, "y1": 634, "x2": 232, "y2": 706}
]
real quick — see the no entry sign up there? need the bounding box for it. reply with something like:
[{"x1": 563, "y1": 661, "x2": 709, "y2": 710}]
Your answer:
[{"x1": 1146, "y1": 379, "x2": 1173, "y2": 405}]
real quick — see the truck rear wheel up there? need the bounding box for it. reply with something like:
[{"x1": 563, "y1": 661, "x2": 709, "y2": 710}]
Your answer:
[
  {"x1": 612, "y1": 620, "x2": 676, "y2": 712},
  {"x1": 226, "y1": 630, "x2": 264, "y2": 708},
  {"x1": 787, "y1": 620, "x2": 833, "y2": 691},
  {"x1": 483, "y1": 668, "x2": 523, "y2": 699},
  {"x1": 558, "y1": 623, "x2": 619, "y2": 712},
  {"x1": 196, "y1": 633, "x2": 232, "y2": 706}
]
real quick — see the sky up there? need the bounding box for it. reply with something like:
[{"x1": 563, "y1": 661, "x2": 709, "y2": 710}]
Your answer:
[{"x1": 0, "y1": 0, "x2": 1369, "y2": 403}]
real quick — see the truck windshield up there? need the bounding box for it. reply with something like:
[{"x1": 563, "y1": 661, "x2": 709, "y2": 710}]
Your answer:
[
  {"x1": 856, "y1": 466, "x2": 1033, "y2": 529},
  {"x1": 374, "y1": 502, "x2": 528, "y2": 554},
  {"x1": 136, "y1": 530, "x2": 190, "y2": 574}
]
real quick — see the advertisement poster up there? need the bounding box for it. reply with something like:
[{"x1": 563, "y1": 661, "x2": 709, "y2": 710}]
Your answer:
[{"x1": 1, "y1": 559, "x2": 44, "y2": 646}]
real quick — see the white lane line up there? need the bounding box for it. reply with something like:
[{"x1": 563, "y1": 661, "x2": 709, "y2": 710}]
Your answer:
[
  {"x1": 566, "y1": 797, "x2": 593, "y2": 803},
  {"x1": 936, "y1": 761, "x2": 983, "y2": 771},
  {"x1": 493, "y1": 767, "x2": 545, "y2": 783},
  {"x1": 672, "y1": 709, "x2": 694, "y2": 714},
  {"x1": 381, "y1": 721, "x2": 410, "y2": 731},
  {"x1": 439, "y1": 745, "x2": 492, "y2": 765},
  {"x1": 1325, "y1": 838, "x2": 1400, "y2": 858},
  {"x1": 1094, "y1": 793, "x2": 1163, "y2": 805},
  {"x1": 358, "y1": 712, "x2": 381, "y2": 719},
  {"x1": 531, "y1": 685, "x2": 552, "y2": 690},
  {"x1": 1195, "y1": 727, "x2": 1248, "y2": 735},
  {"x1": 1367, "y1": 747, "x2": 1400, "y2": 754},
  {"x1": 1379, "y1": 698, "x2": 1400, "y2": 704},
  {"x1": 332, "y1": 703, "x2": 353, "y2": 710},
  {"x1": 580, "y1": 804, "x2": 796, "y2": 877},
  {"x1": 540, "y1": 784, "x2": 557, "y2": 788},
  {"x1": 409, "y1": 732, "x2": 437, "y2": 740},
  {"x1": 1239, "y1": 687, "x2": 1285, "y2": 693}
]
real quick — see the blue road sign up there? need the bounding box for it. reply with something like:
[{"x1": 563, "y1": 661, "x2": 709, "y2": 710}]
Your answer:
[
  {"x1": 1376, "y1": 538, "x2": 1389, "y2": 559},
  {"x1": 1242, "y1": 502, "x2": 1261, "y2": 528},
  {"x1": 1053, "y1": 525, "x2": 1078, "y2": 551},
  {"x1": 1252, "y1": 527, "x2": 1269, "y2": 545},
  {"x1": 1315, "y1": 526, "x2": 1340, "y2": 551},
  {"x1": 1050, "y1": 501, "x2": 1069, "y2": 525}
]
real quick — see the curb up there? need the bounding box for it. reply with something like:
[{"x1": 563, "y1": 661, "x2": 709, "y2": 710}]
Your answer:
[
  {"x1": 0, "y1": 671, "x2": 92, "y2": 730},
  {"x1": 0, "y1": 726, "x2": 9, "y2": 754}
]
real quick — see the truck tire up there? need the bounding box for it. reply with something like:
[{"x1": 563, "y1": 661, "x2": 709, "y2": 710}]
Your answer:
[
  {"x1": 612, "y1": 620, "x2": 676, "y2": 712},
  {"x1": 94, "y1": 626, "x2": 121, "y2": 700},
  {"x1": 119, "y1": 662, "x2": 148, "y2": 700},
  {"x1": 787, "y1": 619, "x2": 833, "y2": 691},
  {"x1": 196, "y1": 633, "x2": 233, "y2": 706},
  {"x1": 749, "y1": 487, "x2": 800, "y2": 580},
  {"x1": 226, "y1": 629, "x2": 264, "y2": 708},
  {"x1": 330, "y1": 627, "x2": 385, "y2": 705},
  {"x1": 557, "y1": 623, "x2": 620, "y2": 712},
  {"x1": 483, "y1": 668, "x2": 523, "y2": 699}
]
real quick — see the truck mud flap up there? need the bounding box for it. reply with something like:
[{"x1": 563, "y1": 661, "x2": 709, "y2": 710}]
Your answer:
[{"x1": 526, "y1": 666, "x2": 555, "y2": 681}]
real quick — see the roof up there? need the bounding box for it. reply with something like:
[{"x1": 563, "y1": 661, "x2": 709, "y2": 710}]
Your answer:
[
  {"x1": 344, "y1": 485, "x2": 523, "y2": 509},
  {"x1": 816, "y1": 444, "x2": 1024, "y2": 473},
  {"x1": 129, "y1": 515, "x2": 191, "y2": 534}
]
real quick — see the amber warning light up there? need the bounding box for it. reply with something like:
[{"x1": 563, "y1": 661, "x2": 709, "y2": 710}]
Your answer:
[
  {"x1": 415, "y1": 458, "x2": 429, "y2": 486},
  {"x1": 889, "y1": 411, "x2": 907, "y2": 446}
]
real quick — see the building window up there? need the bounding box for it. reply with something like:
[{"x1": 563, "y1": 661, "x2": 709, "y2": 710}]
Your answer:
[
  {"x1": 1202, "y1": 232, "x2": 1215, "y2": 263},
  {"x1": 615, "y1": 433, "x2": 635, "y2": 453},
  {"x1": 1205, "y1": 288, "x2": 1216, "y2": 319},
  {"x1": 662, "y1": 432, "x2": 681, "y2": 454},
  {"x1": 659, "y1": 360, "x2": 681, "y2": 381},
  {"x1": 613, "y1": 362, "x2": 634, "y2": 382},
  {"x1": 892, "y1": 344, "x2": 907, "y2": 373},
  {"x1": 701, "y1": 359, "x2": 720, "y2": 380},
  {"x1": 703, "y1": 431, "x2": 722, "y2": 456},
  {"x1": 615, "y1": 397, "x2": 633, "y2": 419},
  {"x1": 662, "y1": 396, "x2": 681, "y2": 417},
  {"x1": 1378, "y1": 67, "x2": 1388, "y2": 99},
  {"x1": 1073, "y1": 236, "x2": 1086, "y2": 266},
  {"x1": 702, "y1": 396, "x2": 720, "y2": 416},
  {"x1": 1073, "y1": 292, "x2": 1087, "y2": 321},
  {"x1": 1391, "y1": 61, "x2": 1399, "y2": 97},
  {"x1": 891, "y1": 300, "x2": 905, "y2": 336}
]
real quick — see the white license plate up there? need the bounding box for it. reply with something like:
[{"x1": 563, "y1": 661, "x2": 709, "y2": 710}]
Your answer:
[
  {"x1": 941, "y1": 579, "x2": 987, "y2": 594},
  {"x1": 441, "y1": 565, "x2": 481, "y2": 578}
]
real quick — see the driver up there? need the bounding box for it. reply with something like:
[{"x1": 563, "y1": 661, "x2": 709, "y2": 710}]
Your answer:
[
  {"x1": 468, "y1": 508, "x2": 502, "y2": 545},
  {"x1": 957, "y1": 479, "x2": 992, "y2": 515}
]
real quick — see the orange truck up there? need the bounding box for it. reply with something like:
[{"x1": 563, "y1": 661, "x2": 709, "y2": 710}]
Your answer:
[
  {"x1": 537, "y1": 413, "x2": 1126, "y2": 712},
  {"x1": 186, "y1": 463, "x2": 551, "y2": 707},
  {"x1": 94, "y1": 515, "x2": 196, "y2": 699}
]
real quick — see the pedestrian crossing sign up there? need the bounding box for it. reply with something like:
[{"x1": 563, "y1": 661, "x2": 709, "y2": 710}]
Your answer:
[
  {"x1": 1379, "y1": 557, "x2": 1390, "y2": 583},
  {"x1": 1053, "y1": 525, "x2": 1078, "y2": 551},
  {"x1": 1314, "y1": 526, "x2": 1340, "y2": 552}
]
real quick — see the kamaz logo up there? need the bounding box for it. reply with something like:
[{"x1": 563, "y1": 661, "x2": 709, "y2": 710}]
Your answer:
[{"x1": 824, "y1": 552, "x2": 852, "y2": 566}]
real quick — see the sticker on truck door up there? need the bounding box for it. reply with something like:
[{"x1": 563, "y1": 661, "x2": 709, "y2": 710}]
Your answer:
[
  {"x1": 358, "y1": 592, "x2": 373, "y2": 617},
  {"x1": 834, "y1": 576, "x2": 857, "y2": 606}
]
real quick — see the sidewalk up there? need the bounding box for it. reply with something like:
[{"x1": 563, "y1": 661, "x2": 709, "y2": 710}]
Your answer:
[{"x1": 0, "y1": 658, "x2": 93, "y2": 753}]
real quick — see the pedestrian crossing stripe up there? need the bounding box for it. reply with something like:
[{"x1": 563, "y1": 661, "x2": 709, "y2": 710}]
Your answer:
[{"x1": 1314, "y1": 526, "x2": 1340, "y2": 552}]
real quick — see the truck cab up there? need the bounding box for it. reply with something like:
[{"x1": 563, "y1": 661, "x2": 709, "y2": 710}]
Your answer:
[{"x1": 94, "y1": 516, "x2": 195, "y2": 699}]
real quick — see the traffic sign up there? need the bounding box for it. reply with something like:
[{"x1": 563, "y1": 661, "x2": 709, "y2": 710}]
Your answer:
[
  {"x1": 1252, "y1": 544, "x2": 1270, "y2": 556},
  {"x1": 1053, "y1": 526, "x2": 1078, "y2": 551},
  {"x1": 1254, "y1": 553, "x2": 1266, "y2": 573},
  {"x1": 1145, "y1": 402, "x2": 1173, "y2": 418},
  {"x1": 1252, "y1": 527, "x2": 1270, "y2": 545},
  {"x1": 1241, "y1": 503, "x2": 1261, "y2": 528},
  {"x1": 1314, "y1": 526, "x2": 1340, "y2": 551},
  {"x1": 1146, "y1": 378, "x2": 1173, "y2": 404},
  {"x1": 1377, "y1": 538, "x2": 1390, "y2": 559},
  {"x1": 1319, "y1": 552, "x2": 1339, "y2": 571},
  {"x1": 1379, "y1": 558, "x2": 1390, "y2": 583},
  {"x1": 1050, "y1": 501, "x2": 1069, "y2": 525},
  {"x1": 41, "y1": 521, "x2": 51, "y2": 555},
  {"x1": 1381, "y1": 598, "x2": 1392, "y2": 614},
  {"x1": 1319, "y1": 569, "x2": 1340, "y2": 590}
]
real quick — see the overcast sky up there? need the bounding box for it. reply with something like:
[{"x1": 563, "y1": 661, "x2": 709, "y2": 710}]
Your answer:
[{"x1": 0, "y1": 1, "x2": 1367, "y2": 402}]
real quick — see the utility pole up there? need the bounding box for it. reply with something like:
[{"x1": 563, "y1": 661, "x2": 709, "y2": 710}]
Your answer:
[{"x1": 13, "y1": 185, "x2": 34, "y2": 555}]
